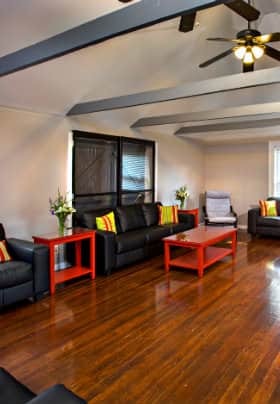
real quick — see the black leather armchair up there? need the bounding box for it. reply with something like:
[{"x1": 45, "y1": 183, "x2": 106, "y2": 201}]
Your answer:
[
  {"x1": 0, "y1": 367, "x2": 86, "y2": 403},
  {"x1": 0, "y1": 224, "x2": 49, "y2": 306}
]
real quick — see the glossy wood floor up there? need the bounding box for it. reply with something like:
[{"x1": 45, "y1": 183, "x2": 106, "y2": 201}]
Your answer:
[{"x1": 2, "y1": 233, "x2": 280, "y2": 403}]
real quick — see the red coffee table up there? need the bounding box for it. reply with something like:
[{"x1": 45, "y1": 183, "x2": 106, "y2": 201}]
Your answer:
[
  {"x1": 163, "y1": 226, "x2": 237, "y2": 278},
  {"x1": 33, "y1": 227, "x2": 95, "y2": 295}
]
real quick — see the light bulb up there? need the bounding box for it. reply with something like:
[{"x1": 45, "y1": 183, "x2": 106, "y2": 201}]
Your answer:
[
  {"x1": 252, "y1": 45, "x2": 264, "y2": 59},
  {"x1": 243, "y1": 48, "x2": 254, "y2": 64},
  {"x1": 234, "y1": 46, "x2": 246, "y2": 60}
]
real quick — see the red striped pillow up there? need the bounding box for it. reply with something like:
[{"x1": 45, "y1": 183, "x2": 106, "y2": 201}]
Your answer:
[
  {"x1": 96, "y1": 211, "x2": 117, "y2": 233},
  {"x1": 0, "y1": 240, "x2": 12, "y2": 262},
  {"x1": 158, "y1": 205, "x2": 179, "y2": 225},
  {"x1": 259, "y1": 200, "x2": 277, "y2": 217}
]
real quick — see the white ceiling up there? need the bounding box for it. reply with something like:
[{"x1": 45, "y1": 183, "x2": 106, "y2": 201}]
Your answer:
[{"x1": 0, "y1": 0, "x2": 279, "y2": 144}]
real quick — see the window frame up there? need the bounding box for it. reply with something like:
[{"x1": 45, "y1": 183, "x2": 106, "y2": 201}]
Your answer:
[
  {"x1": 72, "y1": 130, "x2": 155, "y2": 208},
  {"x1": 269, "y1": 141, "x2": 280, "y2": 197}
]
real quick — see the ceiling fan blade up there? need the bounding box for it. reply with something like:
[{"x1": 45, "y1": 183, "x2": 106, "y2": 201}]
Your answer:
[
  {"x1": 243, "y1": 62, "x2": 254, "y2": 73},
  {"x1": 207, "y1": 37, "x2": 245, "y2": 43},
  {"x1": 199, "y1": 48, "x2": 233, "y2": 68},
  {"x1": 265, "y1": 45, "x2": 280, "y2": 61},
  {"x1": 254, "y1": 33, "x2": 280, "y2": 44},
  {"x1": 226, "y1": 0, "x2": 260, "y2": 21},
  {"x1": 179, "y1": 13, "x2": 196, "y2": 32}
]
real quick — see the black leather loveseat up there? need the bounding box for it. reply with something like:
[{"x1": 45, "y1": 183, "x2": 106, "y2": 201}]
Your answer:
[
  {"x1": 0, "y1": 367, "x2": 86, "y2": 403},
  {"x1": 248, "y1": 197, "x2": 280, "y2": 237},
  {"x1": 75, "y1": 202, "x2": 195, "y2": 275},
  {"x1": 0, "y1": 224, "x2": 49, "y2": 307}
]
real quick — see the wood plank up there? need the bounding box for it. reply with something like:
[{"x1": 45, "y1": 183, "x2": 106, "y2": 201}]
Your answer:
[
  {"x1": 67, "y1": 67, "x2": 280, "y2": 115},
  {"x1": 0, "y1": 0, "x2": 228, "y2": 77}
]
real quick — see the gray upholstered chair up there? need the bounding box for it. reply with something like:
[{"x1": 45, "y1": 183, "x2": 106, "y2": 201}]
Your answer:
[{"x1": 203, "y1": 191, "x2": 238, "y2": 228}]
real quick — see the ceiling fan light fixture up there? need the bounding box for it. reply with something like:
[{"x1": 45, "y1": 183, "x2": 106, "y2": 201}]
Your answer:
[
  {"x1": 252, "y1": 45, "x2": 264, "y2": 59},
  {"x1": 243, "y1": 47, "x2": 254, "y2": 64},
  {"x1": 234, "y1": 46, "x2": 246, "y2": 60}
]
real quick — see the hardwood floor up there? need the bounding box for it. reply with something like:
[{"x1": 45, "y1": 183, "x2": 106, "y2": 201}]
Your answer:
[{"x1": 2, "y1": 234, "x2": 280, "y2": 403}]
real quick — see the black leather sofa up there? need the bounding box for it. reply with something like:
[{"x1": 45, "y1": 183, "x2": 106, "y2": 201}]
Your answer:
[
  {"x1": 248, "y1": 197, "x2": 280, "y2": 237},
  {"x1": 0, "y1": 224, "x2": 49, "y2": 307},
  {"x1": 75, "y1": 202, "x2": 195, "y2": 275},
  {"x1": 0, "y1": 367, "x2": 86, "y2": 403}
]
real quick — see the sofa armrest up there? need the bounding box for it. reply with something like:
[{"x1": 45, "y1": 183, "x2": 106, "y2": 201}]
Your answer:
[
  {"x1": 95, "y1": 230, "x2": 116, "y2": 276},
  {"x1": 28, "y1": 384, "x2": 86, "y2": 403},
  {"x1": 178, "y1": 213, "x2": 195, "y2": 228},
  {"x1": 248, "y1": 208, "x2": 260, "y2": 235},
  {"x1": 6, "y1": 238, "x2": 49, "y2": 294}
]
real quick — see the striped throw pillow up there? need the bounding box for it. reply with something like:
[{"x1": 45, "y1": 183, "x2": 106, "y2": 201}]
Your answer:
[
  {"x1": 259, "y1": 200, "x2": 277, "y2": 217},
  {"x1": 96, "y1": 211, "x2": 117, "y2": 233},
  {"x1": 158, "y1": 205, "x2": 179, "y2": 225},
  {"x1": 0, "y1": 240, "x2": 12, "y2": 262}
]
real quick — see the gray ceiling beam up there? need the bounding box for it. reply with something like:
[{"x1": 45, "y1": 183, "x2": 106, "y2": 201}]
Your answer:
[
  {"x1": 175, "y1": 117, "x2": 280, "y2": 135},
  {"x1": 0, "y1": 0, "x2": 228, "y2": 78},
  {"x1": 131, "y1": 102, "x2": 280, "y2": 127},
  {"x1": 67, "y1": 67, "x2": 280, "y2": 115}
]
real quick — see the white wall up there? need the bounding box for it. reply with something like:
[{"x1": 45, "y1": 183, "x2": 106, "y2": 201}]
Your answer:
[
  {"x1": 205, "y1": 143, "x2": 269, "y2": 227},
  {"x1": 0, "y1": 108, "x2": 204, "y2": 239}
]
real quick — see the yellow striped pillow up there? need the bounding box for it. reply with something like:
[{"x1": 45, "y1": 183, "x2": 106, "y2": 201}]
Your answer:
[
  {"x1": 0, "y1": 240, "x2": 12, "y2": 262},
  {"x1": 158, "y1": 205, "x2": 179, "y2": 225},
  {"x1": 259, "y1": 200, "x2": 277, "y2": 217},
  {"x1": 96, "y1": 211, "x2": 117, "y2": 233}
]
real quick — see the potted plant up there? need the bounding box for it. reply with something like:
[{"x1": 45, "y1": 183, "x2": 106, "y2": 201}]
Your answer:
[
  {"x1": 49, "y1": 189, "x2": 76, "y2": 235},
  {"x1": 175, "y1": 185, "x2": 190, "y2": 209}
]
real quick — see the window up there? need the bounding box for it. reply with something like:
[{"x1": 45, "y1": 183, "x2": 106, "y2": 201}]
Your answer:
[
  {"x1": 269, "y1": 141, "x2": 280, "y2": 197},
  {"x1": 73, "y1": 131, "x2": 155, "y2": 211}
]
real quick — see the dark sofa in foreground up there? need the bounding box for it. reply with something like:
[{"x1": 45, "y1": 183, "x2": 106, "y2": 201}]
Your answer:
[
  {"x1": 0, "y1": 224, "x2": 49, "y2": 307},
  {"x1": 75, "y1": 202, "x2": 195, "y2": 275},
  {"x1": 0, "y1": 367, "x2": 86, "y2": 403},
  {"x1": 248, "y1": 197, "x2": 280, "y2": 237}
]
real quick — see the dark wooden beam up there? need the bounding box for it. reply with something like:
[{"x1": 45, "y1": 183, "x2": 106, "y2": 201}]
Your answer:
[
  {"x1": 175, "y1": 117, "x2": 280, "y2": 135},
  {"x1": 67, "y1": 67, "x2": 280, "y2": 115},
  {"x1": 0, "y1": 0, "x2": 228, "y2": 77},
  {"x1": 131, "y1": 103, "x2": 280, "y2": 128}
]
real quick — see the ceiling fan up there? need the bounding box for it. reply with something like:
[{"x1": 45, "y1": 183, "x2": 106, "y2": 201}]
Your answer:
[
  {"x1": 118, "y1": 0, "x2": 260, "y2": 33},
  {"x1": 199, "y1": 0, "x2": 280, "y2": 72}
]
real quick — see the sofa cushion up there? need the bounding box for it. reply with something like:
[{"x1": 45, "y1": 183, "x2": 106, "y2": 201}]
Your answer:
[
  {"x1": 141, "y1": 203, "x2": 160, "y2": 227},
  {"x1": 170, "y1": 222, "x2": 193, "y2": 233},
  {"x1": 158, "y1": 205, "x2": 179, "y2": 225},
  {"x1": 115, "y1": 229, "x2": 148, "y2": 254},
  {"x1": 77, "y1": 209, "x2": 121, "y2": 233},
  {"x1": 96, "y1": 211, "x2": 117, "y2": 234},
  {"x1": 259, "y1": 200, "x2": 277, "y2": 217},
  {"x1": 146, "y1": 225, "x2": 173, "y2": 243},
  {"x1": 116, "y1": 205, "x2": 146, "y2": 232},
  {"x1": 256, "y1": 216, "x2": 280, "y2": 228},
  {"x1": 267, "y1": 197, "x2": 280, "y2": 216},
  {"x1": 0, "y1": 367, "x2": 35, "y2": 404},
  {"x1": 0, "y1": 261, "x2": 33, "y2": 288}
]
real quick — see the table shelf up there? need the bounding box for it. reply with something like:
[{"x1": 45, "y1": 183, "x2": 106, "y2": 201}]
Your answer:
[{"x1": 55, "y1": 266, "x2": 93, "y2": 284}]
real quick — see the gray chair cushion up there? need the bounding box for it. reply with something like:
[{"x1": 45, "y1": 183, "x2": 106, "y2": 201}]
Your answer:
[
  {"x1": 206, "y1": 191, "x2": 231, "y2": 218},
  {"x1": 0, "y1": 261, "x2": 33, "y2": 288},
  {"x1": 208, "y1": 216, "x2": 236, "y2": 224}
]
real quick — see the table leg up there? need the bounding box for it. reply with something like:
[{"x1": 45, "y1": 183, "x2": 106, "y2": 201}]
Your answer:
[
  {"x1": 198, "y1": 246, "x2": 204, "y2": 278},
  {"x1": 75, "y1": 240, "x2": 81, "y2": 267},
  {"x1": 164, "y1": 242, "x2": 170, "y2": 272},
  {"x1": 89, "y1": 235, "x2": 95, "y2": 280},
  {"x1": 49, "y1": 243, "x2": 55, "y2": 295},
  {"x1": 232, "y1": 231, "x2": 237, "y2": 258}
]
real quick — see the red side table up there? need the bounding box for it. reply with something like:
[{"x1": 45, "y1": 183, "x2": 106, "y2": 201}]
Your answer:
[
  {"x1": 33, "y1": 227, "x2": 95, "y2": 295},
  {"x1": 178, "y1": 208, "x2": 199, "y2": 227}
]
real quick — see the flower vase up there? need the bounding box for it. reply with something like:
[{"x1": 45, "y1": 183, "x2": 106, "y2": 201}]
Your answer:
[
  {"x1": 180, "y1": 200, "x2": 186, "y2": 210},
  {"x1": 57, "y1": 215, "x2": 66, "y2": 235}
]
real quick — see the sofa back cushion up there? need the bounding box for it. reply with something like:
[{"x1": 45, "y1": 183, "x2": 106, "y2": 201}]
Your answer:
[
  {"x1": 141, "y1": 203, "x2": 161, "y2": 227},
  {"x1": 0, "y1": 224, "x2": 5, "y2": 240},
  {"x1": 116, "y1": 205, "x2": 146, "y2": 232}
]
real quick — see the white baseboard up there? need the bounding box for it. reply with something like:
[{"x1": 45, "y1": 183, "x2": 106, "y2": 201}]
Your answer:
[{"x1": 238, "y1": 224, "x2": 248, "y2": 231}]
